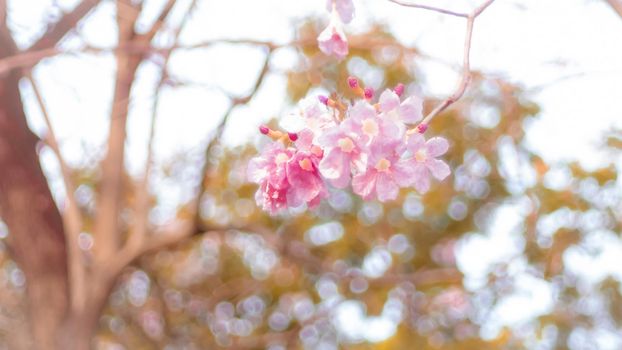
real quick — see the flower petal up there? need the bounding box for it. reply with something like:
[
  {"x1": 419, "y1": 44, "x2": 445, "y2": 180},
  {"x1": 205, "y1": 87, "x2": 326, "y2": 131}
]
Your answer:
[
  {"x1": 406, "y1": 133, "x2": 426, "y2": 153},
  {"x1": 399, "y1": 96, "x2": 423, "y2": 124},
  {"x1": 379, "y1": 89, "x2": 400, "y2": 112},
  {"x1": 327, "y1": 0, "x2": 355, "y2": 23},
  {"x1": 247, "y1": 157, "x2": 268, "y2": 183},
  {"x1": 352, "y1": 170, "x2": 377, "y2": 200},
  {"x1": 392, "y1": 161, "x2": 415, "y2": 187},
  {"x1": 295, "y1": 128, "x2": 315, "y2": 151},
  {"x1": 426, "y1": 159, "x2": 451, "y2": 180},
  {"x1": 319, "y1": 149, "x2": 346, "y2": 180},
  {"x1": 426, "y1": 137, "x2": 449, "y2": 157},
  {"x1": 412, "y1": 165, "x2": 431, "y2": 194},
  {"x1": 376, "y1": 173, "x2": 399, "y2": 202}
]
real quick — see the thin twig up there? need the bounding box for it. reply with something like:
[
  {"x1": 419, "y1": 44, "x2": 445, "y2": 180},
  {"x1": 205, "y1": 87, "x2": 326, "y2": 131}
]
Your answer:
[
  {"x1": 393, "y1": 0, "x2": 497, "y2": 132},
  {"x1": 387, "y1": 0, "x2": 468, "y2": 17},
  {"x1": 192, "y1": 49, "x2": 273, "y2": 231},
  {"x1": 0, "y1": 35, "x2": 421, "y2": 76},
  {"x1": 125, "y1": 0, "x2": 198, "y2": 256}
]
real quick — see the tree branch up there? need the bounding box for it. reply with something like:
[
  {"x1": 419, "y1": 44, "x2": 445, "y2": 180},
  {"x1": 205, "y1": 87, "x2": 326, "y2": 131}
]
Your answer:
[
  {"x1": 27, "y1": 0, "x2": 101, "y2": 52},
  {"x1": 0, "y1": 35, "x2": 421, "y2": 77},
  {"x1": 125, "y1": 0, "x2": 198, "y2": 256},
  {"x1": 605, "y1": 0, "x2": 622, "y2": 18},
  {"x1": 26, "y1": 73, "x2": 86, "y2": 313},
  {"x1": 394, "y1": 0, "x2": 497, "y2": 133},
  {"x1": 192, "y1": 49, "x2": 273, "y2": 231},
  {"x1": 387, "y1": 0, "x2": 468, "y2": 17}
]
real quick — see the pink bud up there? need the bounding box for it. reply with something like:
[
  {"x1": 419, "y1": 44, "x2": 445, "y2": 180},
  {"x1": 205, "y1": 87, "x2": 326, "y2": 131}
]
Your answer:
[
  {"x1": 318, "y1": 95, "x2": 329, "y2": 105},
  {"x1": 259, "y1": 125, "x2": 270, "y2": 135},
  {"x1": 417, "y1": 123, "x2": 428, "y2": 134},
  {"x1": 394, "y1": 83, "x2": 405, "y2": 97},
  {"x1": 364, "y1": 87, "x2": 374, "y2": 100},
  {"x1": 347, "y1": 76, "x2": 358, "y2": 88},
  {"x1": 288, "y1": 132, "x2": 298, "y2": 141}
]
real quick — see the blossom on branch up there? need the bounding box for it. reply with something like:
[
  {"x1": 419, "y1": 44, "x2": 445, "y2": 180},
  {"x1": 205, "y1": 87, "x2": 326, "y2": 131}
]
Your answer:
[
  {"x1": 318, "y1": 0, "x2": 355, "y2": 60},
  {"x1": 248, "y1": 77, "x2": 452, "y2": 215}
]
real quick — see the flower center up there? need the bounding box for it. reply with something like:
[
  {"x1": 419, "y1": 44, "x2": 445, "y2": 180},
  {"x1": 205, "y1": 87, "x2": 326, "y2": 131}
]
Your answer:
[
  {"x1": 375, "y1": 158, "x2": 391, "y2": 172},
  {"x1": 299, "y1": 158, "x2": 314, "y2": 171},
  {"x1": 275, "y1": 153, "x2": 290, "y2": 165},
  {"x1": 338, "y1": 137, "x2": 355, "y2": 153},
  {"x1": 362, "y1": 118, "x2": 379, "y2": 138},
  {"x1": 415, "y1": 149, "x2": 428, "y2": 163}
]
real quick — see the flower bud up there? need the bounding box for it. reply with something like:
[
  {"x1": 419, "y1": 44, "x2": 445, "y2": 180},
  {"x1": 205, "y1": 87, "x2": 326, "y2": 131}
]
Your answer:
[
  {"x1": 394, "y1": 83, "x2": 405, "y2": 97},
  {"x1": 347, "y1": 76, "x2": 358, "y2": 88}
]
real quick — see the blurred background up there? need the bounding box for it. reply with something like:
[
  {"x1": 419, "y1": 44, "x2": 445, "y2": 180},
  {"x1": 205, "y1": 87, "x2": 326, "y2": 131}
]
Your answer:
[{"x1": 0, "y1": 0, "x2": 622, "y2": 349}]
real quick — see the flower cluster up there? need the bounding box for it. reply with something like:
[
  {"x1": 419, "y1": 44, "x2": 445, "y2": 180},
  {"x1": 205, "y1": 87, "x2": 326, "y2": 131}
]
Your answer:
[
  {"x1": 247, "y1": 77, "x2": 452, "y2": 215},
  {"x1": 318, "y1": 0, "x2": 354, "y2": 60}
]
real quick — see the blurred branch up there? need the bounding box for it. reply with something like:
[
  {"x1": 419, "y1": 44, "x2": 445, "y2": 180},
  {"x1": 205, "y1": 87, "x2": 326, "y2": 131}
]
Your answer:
[
  {"x1": 111, "y1": 49, "x2": 273, "y2": 273},
  {"x1": 27, "y1": 0, "x2": 101, "y2": 52},
  {"x1": 95, "y1": 0, "x2": 178, "y2": 264},
  {"x1": 126, "y1": 0, "x2": 198, "y2": 260},
  {"x1": 395, "y1": 0, "x2": 497, "y2": 132},
  {"x1": 192, "y1": 49, "x2": 273, "y2": 231},
  {"x1": 605, "y1": 0, "x2": 622, "y2": 18},
  {"x1": 0, "y1": 35, "x2": 421, "y2": 76},
  {"x1": 26, "y1": 73, "x2": 87, "y2": 313}
]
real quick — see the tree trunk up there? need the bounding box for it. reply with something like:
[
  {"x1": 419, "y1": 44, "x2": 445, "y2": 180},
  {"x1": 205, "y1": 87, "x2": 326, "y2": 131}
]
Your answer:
[{"x1": 0, "y1": 37, "x2": 70, "y2": 350}]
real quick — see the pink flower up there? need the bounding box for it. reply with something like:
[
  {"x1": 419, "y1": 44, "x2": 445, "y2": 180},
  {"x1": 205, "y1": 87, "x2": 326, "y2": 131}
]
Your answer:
[
  {"x1": 318, "y1": 14, "x2": 349, "y2": 60},
  {"x1": 347, "y1": 100, "x2": 401, "y2": 146},
  {"x1": 378, "y1": 89, "x2": 423, "y2": 135},
  {"x1": 317, "y1": 122, "x2": 365, "y2": 188},
  {"x1": 247, "y1": 143, "x2": 295, "y2": 214},
  {"x1": 352, "y1": 140, "x2": 413, "y2": 202},
  {"x1": 405, "y1": 133, "x2": 451, "y2": 194},
  {"x1": 326, "y1": 0, "x2": 355, "y2": 24},
  {"x1": 286, "y1": 150, "x2": 327, "y2": 208}
]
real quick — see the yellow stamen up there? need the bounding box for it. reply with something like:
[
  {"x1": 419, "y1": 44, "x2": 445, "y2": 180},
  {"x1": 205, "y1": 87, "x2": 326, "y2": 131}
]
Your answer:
[
  {"x1": 415, "y1": 149, "x2": 427, "y2": 163},
  {"x1": 299, "y1": 158, "x2": 313, "y2": 171},
  {"x1": 362, "y1": 118, "x2": 379, "y2": 137},
  {"x1": 375, "y1": 158, "x2": 391, "y2": 172},
  {"x1": 338, "y1": 137, "x2": 355, "y2": 153},
  {"x1": 275, "y1": 153, "x2": 290, "y2": 165}
]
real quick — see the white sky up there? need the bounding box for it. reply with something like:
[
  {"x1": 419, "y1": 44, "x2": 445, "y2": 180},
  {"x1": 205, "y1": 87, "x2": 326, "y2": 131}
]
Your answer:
[{"x1": 6, "y1": 0, "x2": 622, "y2": 346}]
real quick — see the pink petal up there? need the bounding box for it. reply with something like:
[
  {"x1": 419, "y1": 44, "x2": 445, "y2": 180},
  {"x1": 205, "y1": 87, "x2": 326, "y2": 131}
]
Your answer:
[
  {"x1": 378, "y1": 117, "x2": 402, "y2": 143},
  {"x1": 349, "y1": 100, "x2": 376, "y2": 120},
  {"x1": 412, "y1": 164, "x2": 431, "y2": 194},
  {"x1": 425, "y1": 159, "x2": 451, "y2": 180},
  {"x1": 379, "y1": 89, "x2": 400, "y2": 112},
  {"x1": 319, "y1": 149, "x2": 346, "y2": 180},
  {"x1": 317, "y1": 21, "x2": 348, "y2": 60},
  {"x1": 287, "y1": 187, "x2": 305, "y2": 208},
  {"x1": 295, "y1": 129, "x2": 315, "y2": 151},
  {"x1": 327, "y1": 0, "x2": 355, "y2": 23},
  {"x1": 376, "y1": 173, "x2": 399, "y2": 202},
  {"x1": 392, "y1": 161, "x2": 415, "y2": 187},
  {"x1": 247, "y1": 157, "x2": 268, "y2": 183},
  {"x1": 425, "y1": 137, "x2": 449, "y2": 157},
  {"x1": 399, "y1": 96, "x2": 423, "y2": 124},
  {"x1": 352, "y1": 170, "x2": 377, "y2": 200},
  {"x1": 406, "y1": 133, "x2": 426, "y2": 153}
]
